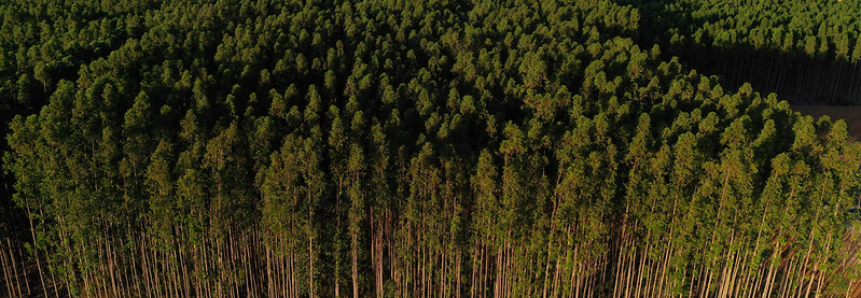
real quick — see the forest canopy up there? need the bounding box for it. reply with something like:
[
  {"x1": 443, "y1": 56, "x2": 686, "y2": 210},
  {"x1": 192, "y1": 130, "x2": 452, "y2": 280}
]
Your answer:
[{"x1": 1, "y1": 0, "x2": 861, "y2": 297}]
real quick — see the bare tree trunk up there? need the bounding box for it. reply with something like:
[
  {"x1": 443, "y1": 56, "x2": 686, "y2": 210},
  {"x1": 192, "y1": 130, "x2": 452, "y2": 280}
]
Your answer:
[
  {"x1": 24, "y1": 199, "x2": 48, "y2": 297},
  {"x1": 1, "y1": 240, "x2": 16, "y2": 298}
]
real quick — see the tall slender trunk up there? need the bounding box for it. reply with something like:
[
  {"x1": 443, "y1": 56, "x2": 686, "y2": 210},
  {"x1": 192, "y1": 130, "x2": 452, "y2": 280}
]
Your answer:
[
  {"x1": 1, "y1": 240, "x2": 16, "y2": 298},
  {"x1": 352, "y1": 233, "x2": 358, "y2": 298},
  {"x1": 23, "y1": 199, "x2": 48, "y2": 297}
]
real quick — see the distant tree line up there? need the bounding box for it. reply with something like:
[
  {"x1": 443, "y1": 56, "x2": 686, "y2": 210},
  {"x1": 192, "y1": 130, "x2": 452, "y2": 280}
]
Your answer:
[{"x1": 0, "y1": 0, "x2": 860, "y2": 298}]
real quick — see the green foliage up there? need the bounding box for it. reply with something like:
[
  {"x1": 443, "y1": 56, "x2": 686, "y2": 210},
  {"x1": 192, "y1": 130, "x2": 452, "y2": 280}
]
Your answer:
[{"x1": 0, "y1": 0, "x2": 860, "y2": 297}]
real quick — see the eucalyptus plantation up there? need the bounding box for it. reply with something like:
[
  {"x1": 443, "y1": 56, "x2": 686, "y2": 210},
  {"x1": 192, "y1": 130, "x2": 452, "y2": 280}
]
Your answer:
[{"x1": 1, "y1": 0, "x2": 861, "y2": 297}]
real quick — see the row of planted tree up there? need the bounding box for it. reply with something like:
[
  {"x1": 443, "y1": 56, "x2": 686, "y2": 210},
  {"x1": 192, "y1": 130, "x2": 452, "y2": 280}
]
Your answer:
[
  {"x1": 4, "y1": 101, "x2": 860, "y2": 298},
  {"x1": 1, "y1": 0, "x2": 860, "y2": 297}
]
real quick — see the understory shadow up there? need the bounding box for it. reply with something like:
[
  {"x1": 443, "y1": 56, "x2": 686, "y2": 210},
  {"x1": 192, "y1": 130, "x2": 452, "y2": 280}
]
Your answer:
[
  {"x1": 670, "y1": 44, "x2": 861, "y2": 105},
  {"x1": 623, "y1": 0, "x2": 861, "y2": 105}
]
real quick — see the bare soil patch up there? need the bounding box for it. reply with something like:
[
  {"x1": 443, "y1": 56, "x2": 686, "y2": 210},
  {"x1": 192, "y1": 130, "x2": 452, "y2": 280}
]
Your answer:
[{"x1": 792, "y1": 105, "x2": 861, "y2": 141}]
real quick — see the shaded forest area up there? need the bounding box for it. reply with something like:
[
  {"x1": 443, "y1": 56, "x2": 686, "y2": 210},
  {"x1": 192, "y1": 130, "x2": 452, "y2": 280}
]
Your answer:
[
  {"x1": 0, "y1": 0, "x2": 860, "y2": 298},
  {"x1": 678, "y1": 48, "x2": 861, "y2": 104},
  {"x1": 628, "y1": 0, "x2": 861, "y2": 105}
]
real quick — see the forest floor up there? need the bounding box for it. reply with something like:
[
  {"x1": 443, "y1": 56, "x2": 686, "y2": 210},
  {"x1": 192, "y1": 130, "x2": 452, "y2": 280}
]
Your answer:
[{"x1": 793, "y1": 105, "x2": 861, "y2": 141}]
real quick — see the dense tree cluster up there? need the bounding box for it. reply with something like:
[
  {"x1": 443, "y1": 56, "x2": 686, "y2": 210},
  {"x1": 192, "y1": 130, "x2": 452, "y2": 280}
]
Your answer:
[
  {"x1": 630, "y1": 0, "x2": 861, "y2": 104},
  {"x1": 1, "y1": 0, "x2": 860, "y2": 298}
]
